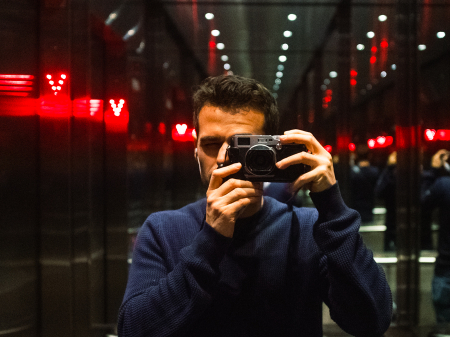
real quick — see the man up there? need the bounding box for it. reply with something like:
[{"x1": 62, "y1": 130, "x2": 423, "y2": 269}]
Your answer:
[
  {"x1": 118, "y1": 75, "x2": 392, "y2": 336},
  {"x1": 422, "y1": 149, "x2": 450, "y2": 331}
]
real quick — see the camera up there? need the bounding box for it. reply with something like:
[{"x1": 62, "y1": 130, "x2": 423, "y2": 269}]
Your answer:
[{"x1": 223, "y1": 134, "x2": 309, "y2": 182}]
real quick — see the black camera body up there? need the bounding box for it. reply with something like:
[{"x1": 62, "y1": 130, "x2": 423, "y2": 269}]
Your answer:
[{"x1": 224, "y1": 134, "x2": 309, "y2": 182}]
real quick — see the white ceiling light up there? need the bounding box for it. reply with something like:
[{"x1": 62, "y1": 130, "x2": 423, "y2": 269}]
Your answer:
[
  {"x1": 391, "y1": 64, "x2": 397, "y2": 70},
  {"x1": 437, "y1": 31, "x2": 446, "y2": 38},
  {"x1": 418, "y1": 44, "x2": 426, "y2": 51},
  {"x1": 357, "y1": 44, "x2": 365, "y2": 51},
  {"x1": 217, "y1": 43, "x2": 225, "y2": 50},
  {"x1": 278, "y1": 65, "x2": 284, "y2": 71},
  {"x1": 273, "y1": 84, "x2": 279, "y2": 91},
  {"x1": 276, "y1": 72, "x2": 283, "y2": 78},
  {"x1": 205, "y1": 13, "x2": 214, "y2": 20},
  {"x1": 224, "y1": 63, "x2": 230, "y2": 70},
  {"x1": 211, "y1": 30, "x2": 220, "y2": 37},
  {"x1": 378, "y1": 15, "x2": 387, "y2": 22},
  {"x1": 381, "y1": 71, "x2": 387, "y2": 78},
  {"x1": 283, "y1": 31, "x2": 293, "y2": 38},
  {"x1": 275, "y1": 78, "x2": 281, "y2": 84},
  {"x1": 279, "y1": 55, "x2": 287, "y2": 62},
  {"x1": 367, "y1": 31, "x2": 375, "y2": 38},
  {"x1": 221, "y1": 55, "x2": 229, "y2": 62},
  {"x1": 282, "y1": 43, "x2": 289, "y2": 50},
  {"x1": 329, "y1": 71, "x2": 338, "y2": 78},
  {"x1": 288, "y1": 14, "x2": 297, "y2": 21}
]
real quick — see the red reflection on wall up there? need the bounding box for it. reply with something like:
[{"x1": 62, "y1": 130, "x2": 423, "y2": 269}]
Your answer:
[
  {"x1": 158, "y1": 122, "x2": 166, "y2": 135},
  {"x1": 73, "y1": 98, "x2": 103, "y2": 121},
  {"x1": 40, "y1": 95, "x2": 71, "y2": 118},
  {"x1": 0, "y1": 97, "x2": 36, "y2": 116},
  {"x1": 396, "y1": 126, "x2": 419, "y2": 149},
  {"x1": 105, "y1": 98, "x2": 128, "y2": 132}
]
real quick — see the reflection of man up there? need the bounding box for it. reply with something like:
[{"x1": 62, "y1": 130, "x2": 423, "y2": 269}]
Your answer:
[
  {"x1": 422, "y1": 149, "x2": 450, "y2": 326},
  {"x1": 118, "y1": 75, "x2": 392, "y2": 336}
]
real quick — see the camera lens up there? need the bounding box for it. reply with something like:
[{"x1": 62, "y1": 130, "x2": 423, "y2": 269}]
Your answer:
[{"x1": 245, "y1": 145, "x2": 276, "y2": 175}]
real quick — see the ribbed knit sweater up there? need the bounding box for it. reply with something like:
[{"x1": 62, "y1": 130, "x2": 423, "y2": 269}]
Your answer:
[{"x1": 118, "y1": 184, "x2": 392, "y2": 336}]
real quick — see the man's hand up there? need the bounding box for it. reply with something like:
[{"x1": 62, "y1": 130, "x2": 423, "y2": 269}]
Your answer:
[
  {"x1": 206, "y1": 163, "x2": 263, "y2": 238},
  {"x1": 276, "y1": 130, "x2": 336, "y2": 193},
  {"x1": 431, "y1": 149, "x2": 450, "y2": 168}
]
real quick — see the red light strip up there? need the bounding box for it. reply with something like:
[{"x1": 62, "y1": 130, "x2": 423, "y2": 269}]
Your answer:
[
  {"x1": 0, "y1": 80, "x2": 33, "y2": 85},
  {"x1": 0, "y1": 85, "x2": 33, "y2": 91},
  {"x1": 0, "y1": 74, "x2": 35, "y2": 97},
  {"x1": 0, "y1": 74, "x2": 34, "y2": 79}
]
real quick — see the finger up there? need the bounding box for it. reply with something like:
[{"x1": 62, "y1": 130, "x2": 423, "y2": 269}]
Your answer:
[
  {"x1": 223, "y1": 187, "x2": 263, "y2": 205},
  {"x1": 280, "y1": 131, "x2": 329, "y2": 156},
  {"x1": 276, "y1": 151, "x2": 326, "y2": 170},
  {"x1": 290, "y1": 166, "x2": 334, "y2": 192},
  {"x1": 225, "y1": 196, "x2": 261, "y2": 217},
  {"x1": 208, "y1": 163, "x2": 242, "y2": 191},
  {"x1": 209, "y1": 179, "x2": 263, "y2": 199}
]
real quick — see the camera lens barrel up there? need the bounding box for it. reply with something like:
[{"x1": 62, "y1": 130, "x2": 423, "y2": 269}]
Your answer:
[{"x1": 244, "y1": 144, "x2": 276, "y2": 175}]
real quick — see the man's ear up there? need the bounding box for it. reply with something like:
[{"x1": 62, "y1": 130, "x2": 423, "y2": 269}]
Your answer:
[{"x1": 194, "y1": 148, "x2": 198, "y2": 160}]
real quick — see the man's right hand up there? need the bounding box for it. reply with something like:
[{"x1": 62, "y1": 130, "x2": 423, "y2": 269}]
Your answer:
[
  {"x1": 205, "y1": 163, "x2": 263, "y2": 238},
  {"x1": 431, "y1": 149, "x2": 450, "y2": 168}
]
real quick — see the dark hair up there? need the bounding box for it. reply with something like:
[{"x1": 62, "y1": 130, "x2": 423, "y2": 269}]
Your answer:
[{"x1": 192, "y1": 75, "x2": 279, "y2": 135}]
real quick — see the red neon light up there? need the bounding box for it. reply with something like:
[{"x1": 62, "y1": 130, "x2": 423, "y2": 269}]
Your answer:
[
  {"x1": 0, "y1": 97, "x2": 36, "y2": 116},
  {"x1": 0, "y1": 74, "x2": 34, "y2": 79},
  {"x1": 425, "y1": 129, "x2": 436, "y2": 141},
  {"x1": 209, "y1": 41, "x2": 216, "y2": 48},
  {"x1": 324, "y1": 145, "x2": 332, "y2": 153},
  {"x1": 371, "y1": 46, "x2": 378, "y2": 53},
  {"x1": 380, "y1": 40, "x2": 389, "y2": 48},
  {"x1": 172, "y1": 124, "x2": 195, "y2": 142},
  {"x1": 370, "y1": 56, "x2": 377, "y2": 64},
  {"x1": 46, "y1": 73, "x2": 67, "y2": 96},
  {"x1": 350, "y1": 79, "x2": 357, "y2": 86},
  {"x1": 109, "y1": 99, "x2": 125, "y2": 116},
  {"x1": 72, "y1": 98, "x2": 103, "y2": 120},
  {"x1": 349, "y1": 143, "x2": 356, "y2": 152},
  {"x1": 0, "y1": 74, "x2": 35, "y2": 97},
  {"x1": 105, "y1": 98, "x2": 128, "y2": 132},
  {"x1": 368, "y1": 136, "x2": 394, "y2": 149},
  {"x1": 350, "y1": 70, "x2": 358, "y2": 77}
]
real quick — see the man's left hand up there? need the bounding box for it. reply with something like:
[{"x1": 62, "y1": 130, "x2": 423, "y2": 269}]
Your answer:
[{"x1": 276, "y1": 130, "x2": 336, "y2": 193}]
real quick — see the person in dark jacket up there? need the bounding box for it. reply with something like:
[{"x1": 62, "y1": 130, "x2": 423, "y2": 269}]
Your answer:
[
  {"x1": 422, "y1": 149, "x2": 450, "y2": 329},
  {"x1": 118, "y1": 75, "x2": 392, "y2": 337}
]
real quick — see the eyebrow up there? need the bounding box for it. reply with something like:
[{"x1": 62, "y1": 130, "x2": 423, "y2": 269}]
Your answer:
[{"x1": 199, "y1": 136, "x2": 224, "y2": 145}]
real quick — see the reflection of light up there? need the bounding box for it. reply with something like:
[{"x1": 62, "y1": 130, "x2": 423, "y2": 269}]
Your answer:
[
  {"x1": 367, "y1": 31, "x2": 375, "y2": 38},
  {"x1": 205, "y1": 13, "x2": 214, "y2": 20},
  {"x1": 221, "y1": 55, "x2": 228, "y2": 61},
  {"x1": 288, "y1": 14, "x2": 297, "y2": 21},
  {"x1": 282, "y1": 43, "x2": 289, "y2": 50},
  {"x1": 370, "y1": 56, "x2": 377, "y2": 64},
  {"x1": 357, "y1": 44, "x2": 365, "y2": 50},
  {"x1": 378, "y1": 15, "x2": 387, "y2": 21},
  {"x1": 283, "y1": 30, "x2": 292, "y2": 37},
  {"x1": 272, "y1": 93, "x2": 278, "y2": 99},
  {"x1": 324, "y1": 79, "x2": 330, "y2": 85},
  {"x1": 273, "y1": 84, "x2": 279, "y2": 91},
  {"x1": 437, "y1": 31, "x2": 446, "y2": 39},
  {"x1": 279, "y1": 55, "x2": 287, "y2": 62},
  {"x1": 349, "y1": 143, "x2": 356, "y2": 151},
  {"x1": 278, "y1": 65, "x2": 284, "y2": 71},
  {"x1": 275, "y1": 78, "x2": 281, "y2": 84},
  {"x1": 211, "y1": 29, "x2": 220, "y2": 36},
  {"x1": 329, "y1": 71, "x2": 337, "y2": 78},
  {"x1": 381, "y1": 71, "x2": 387, "y2": 78},
  {"x1": 425, "y1": 129, "x2": 436, "y2": 141},
  {"x1": 418, "y1": 44, "x2": 427, "y2": 51},
  {"x1": 216, "y1": 43, "x2": 225, "y2": 50},
  {"x1": 391, "y1": 64, "x2": 397, "y2": 70},
  {"x1": 224, "y1": 63, "x2": 230, "y2": 70},
  {"x1": 276, "y1": 72, "x2": 283, "y2": 78}
]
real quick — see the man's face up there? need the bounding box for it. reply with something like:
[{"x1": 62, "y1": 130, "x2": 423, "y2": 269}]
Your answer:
[{"x1": 194, "y1": 105, "x2": 265, "y2": 186}]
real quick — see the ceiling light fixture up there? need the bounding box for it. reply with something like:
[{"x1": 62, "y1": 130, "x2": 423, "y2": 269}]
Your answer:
[
  {"x1": 211, "y1": 30, "x2": 220, "y2": 37},
  {"x1": 278, "y1": 65, "x2": 284, "y2": 71},
  {"x1": 282, "y1": 44, "x2": 289, "y2": 50},
  {"x1": 283, "y1": 31, "x2": 293, "y2": 38},
  {"x1": 275, "y1": 78, "x2": 281, "y2": 84},
  {"x1": 418, "y1": 44, "x2": 426, "y2": 51},
  {"x1": 367, "y1": 31, "x2": 375, "y2": 38},
  {"x1": 221, "y1": 55, "x2": 228, "y2": 61},
  {"x1": 437, "y1": 31, "x2": 446, "y2": 38},
  {"x1": 378, "y1": 15, "x2": 387, "y2": 22},
  {"x1": 381, "y1": 71, "x2": 387, "y2": 78},
  {"x1": 217, "y1": 43, "x2": 225, "y2": 50},
  {"x1": 279, "y1": 55, "x2": 287, "y2": 62},
  {"x1": 276, "y1": 72, "x2": 283, "y2": 78},
  {"x1": 329, "y1": 71, "x2": 338, "y2": 78},
  {"x1": 288, "y1": 14, "x2": 297, "y2": 21},
  {"x1": 224, "y1": 63, "x2": 230, "y2": 70},
  {"x1": 357, "y1": 44, "x2": 365, "y2": 50},
  {"x1": 205, "y1": 13, "x2": 214, "y2": 20}
]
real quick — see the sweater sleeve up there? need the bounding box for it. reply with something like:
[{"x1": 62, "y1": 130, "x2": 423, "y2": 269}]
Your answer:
[
  {"x1": 118, "y1": 218, "x2": 232, "y2": 337},
  {"x1": 310, "y1": 183, "x2": 392, "y2": 337}
]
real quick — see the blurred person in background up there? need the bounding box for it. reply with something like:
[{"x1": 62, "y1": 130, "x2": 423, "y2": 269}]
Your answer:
[
  {"x1": 349, "y1": 144, "x2": 380, "y2": 224},
  {"x1": 422, "y1": 149, "x2": 450, "y2": 332},
  {"x1": 118, "y1": 75, "x2": 392, "y2": 337}
]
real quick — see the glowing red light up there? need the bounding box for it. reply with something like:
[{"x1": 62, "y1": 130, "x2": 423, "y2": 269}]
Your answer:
[
  {"x1": 370, "y1": 56, "x2": 377, "y2": 64},
  {"x1": 350, "y1": 70, "x2": 358, "y2": 77},
  {"x1": 377, "y1": 136, "x2": 386, "y2": 145},
  {"x1": 425, "y1": 129, "x2": 437, "y2": 141},
  {"x1": 349, "y1": 143, "x2": 356, "y2": 151},
  {"x1": 46, "y1": 73, "x2": 67, "y2": 96},
  {"x1": 172, "y1": 124, "x2": 195, "y2": 142},
  {"x1": 46, "y1": 74, "x2": 52, "y2": 79},
  {"x1": 61, "y1": 74, "x2": 66, "y2": 79},
  {"x1": 110, "y1": 99, "x2": 125, "y2": 116},
  {"x1": 0, "y1": 74, "x2": 35, "y2": 97},
  {"x1": 158, "y1": 122, "x2": 166, "y2": 135},
  {"x1": 438, "y1": 129, "x2": 450, "y2": 141},
  {"x1": 209, "y1": 41, "x2": 216, "y2": 48},
  {"x1": 380, "y1": 40, "x2": 389, "y2": 48},
  {"x1": 324, "y1": 145, "x2": 332, "y2": 153},
  {"x1": 371, "y1": 46, "x2": 378, "y2": 53},
  {"x1": 350, "y1": 79, "x2": 357, "y2": 86},
  {"x1": 368, "y1": 139, "x2": 376, "y2": 149}
]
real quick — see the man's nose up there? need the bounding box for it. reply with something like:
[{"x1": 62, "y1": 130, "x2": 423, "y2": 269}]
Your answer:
[{"x1": 216, "y1": 142, "x2": 229, "y2": 166}]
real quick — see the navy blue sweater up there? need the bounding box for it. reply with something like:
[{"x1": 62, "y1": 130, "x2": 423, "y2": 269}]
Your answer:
[{"x1": 118, "y1": 184, "x2": 392, "y2": 336}]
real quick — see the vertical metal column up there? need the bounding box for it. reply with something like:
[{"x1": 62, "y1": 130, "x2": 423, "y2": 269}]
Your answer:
[
  {"x1": 336, "y1": 0, "x2": 351, "y2": 202},
  {"x1": 394, "y1": 0, "x2": 421, "y2": 331}
]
